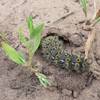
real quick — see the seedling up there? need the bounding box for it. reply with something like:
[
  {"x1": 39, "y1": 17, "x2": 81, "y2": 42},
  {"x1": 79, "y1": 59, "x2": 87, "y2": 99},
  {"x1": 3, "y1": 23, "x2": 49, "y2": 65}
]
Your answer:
[
  {"x1": 80, "y1": 0, "x2": 100, "y2": 25},
  {"x1": 80, "y1": 0, "x2": 88, "y2": 17},
  {"x1": 80, "y1": 0, "x2": 100, "y2": 59},
  {"x1": 1, "y1": 16, "x2": 50, "y2": 87}
]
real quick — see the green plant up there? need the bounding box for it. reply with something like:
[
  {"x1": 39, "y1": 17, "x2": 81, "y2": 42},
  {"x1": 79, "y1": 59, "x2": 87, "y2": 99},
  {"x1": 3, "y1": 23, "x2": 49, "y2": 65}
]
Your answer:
[
  {"x1": 80, "y1": 0, "x2": 88, "y2": 17},
  {"x1": 1, "y1": 16, "x2": 50, "y2": 87},
  {"x1": 80, "y1": 0, "x2": 100, "y2": 25}
]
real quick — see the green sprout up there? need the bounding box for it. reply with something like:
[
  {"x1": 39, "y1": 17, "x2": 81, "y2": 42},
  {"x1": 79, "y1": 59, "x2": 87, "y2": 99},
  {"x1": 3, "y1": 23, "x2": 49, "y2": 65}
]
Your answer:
[
  {"x1": 80, "y1": 0, "x2": 88, "y2": 17},
  {"x1": 92, "y1": 9, "x2": 100, "y2": 27},
  {"x1": 95, "y1": 17, "x2": 100, "y2": 25},
  {"x1": 1, "y1": 16, "x2": 50, "y2": 87},
  {"x1": 80, "y1": 0, "x2": 100, "y2": 26},
  {"x1": 36, "y1": 72, "x2": 51, "y2": 87}
]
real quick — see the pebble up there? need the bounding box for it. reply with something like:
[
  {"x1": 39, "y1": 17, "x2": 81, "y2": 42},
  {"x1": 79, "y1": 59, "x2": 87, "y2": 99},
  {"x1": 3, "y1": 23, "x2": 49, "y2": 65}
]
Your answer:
[
  {"x1": 62, "y1": 89, "x2": 72, "y2": 96},
  {"x1": 69, "y1": 34, "x2": 83, "y2": 47},
  {"x1": 96, "y1": 59, "x2": 100, "y2": 65},
  {"x1": 95, "y1": 56, "x2": 100, "y2": 65},
  {"x1": 72, "y1": 91, "x2": 79, "y2": 98}
]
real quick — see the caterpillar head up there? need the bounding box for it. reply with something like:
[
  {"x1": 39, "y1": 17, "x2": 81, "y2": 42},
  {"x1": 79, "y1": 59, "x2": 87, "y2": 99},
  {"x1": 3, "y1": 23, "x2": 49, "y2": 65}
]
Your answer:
[{"x1": 41, "y1": 36, "x2": 64, "y2": 64}]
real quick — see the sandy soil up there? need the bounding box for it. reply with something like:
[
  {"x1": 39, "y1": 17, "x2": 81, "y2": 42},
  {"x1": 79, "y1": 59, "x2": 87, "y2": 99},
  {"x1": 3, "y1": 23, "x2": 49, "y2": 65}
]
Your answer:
[{"x1": 0, "y1": 0, "x2": 100, "y2": 100}]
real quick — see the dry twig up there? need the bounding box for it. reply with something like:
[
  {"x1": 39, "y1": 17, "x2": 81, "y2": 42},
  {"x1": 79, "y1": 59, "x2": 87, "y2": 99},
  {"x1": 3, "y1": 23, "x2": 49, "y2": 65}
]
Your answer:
[{"x1": 85, "y1": 28, "x2": 96, "y2": 59}]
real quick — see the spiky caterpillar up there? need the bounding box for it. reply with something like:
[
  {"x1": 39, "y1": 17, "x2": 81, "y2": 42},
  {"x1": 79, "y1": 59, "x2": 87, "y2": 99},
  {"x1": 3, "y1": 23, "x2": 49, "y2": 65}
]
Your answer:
[{"x1": 41, "y1": 36, "x2": 89, "y2": 73}]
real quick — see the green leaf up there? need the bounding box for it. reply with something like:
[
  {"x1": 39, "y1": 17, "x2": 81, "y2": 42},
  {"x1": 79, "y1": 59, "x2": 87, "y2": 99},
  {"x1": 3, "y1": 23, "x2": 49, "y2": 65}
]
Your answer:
[
  {"x1": 18, "y1": 28, "x2": 27, "y2": 44},
  {"x1": 24, "y1": 39, "x2": 34, "y2": 52},
  {"x1": 92, "y1": 17, "x2": 100, "y2": 26},
  {"x1": 33, "y1": 23, "x2": 44, "y2": 36},
  {"x1": 27, "y1": 16, "x2": 34, "y2": 39},
  {"x1": 25, "y1": 23, "x2": 44, "y2": 54},
  {"x1": 2, "y1": 42, "x2": 25, "y2": 64},
  {"x1": 36, "y1": 73, "x2": 50, "y2": 88},
  {"x1": 36, "y1": 72, "x2": 47, "y2": 79},
  {"x1": 26, "y1": 16, "x2": 44, "y2": 54},
  {"x1": 95, "y1": 17, "x2": 100, "y2": 25},
  {"x1": 31, "y1": 24, "x2": 44, "y2": 54},
  {"x1": 80, "y1": 0, "x2": 88, "y2": 17}
]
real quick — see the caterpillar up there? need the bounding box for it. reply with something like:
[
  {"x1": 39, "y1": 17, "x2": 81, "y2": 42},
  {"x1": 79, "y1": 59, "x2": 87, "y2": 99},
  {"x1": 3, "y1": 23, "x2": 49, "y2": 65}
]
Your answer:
[{"x1": 41, "y1": 35, "x2": 89, "y2": 73}]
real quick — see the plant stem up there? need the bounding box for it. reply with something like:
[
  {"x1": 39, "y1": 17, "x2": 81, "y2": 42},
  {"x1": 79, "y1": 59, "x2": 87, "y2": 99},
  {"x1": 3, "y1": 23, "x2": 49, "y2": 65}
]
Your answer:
[
  {"x1": 25, "y1": 50, "x2": 39, "y2": 74},
  {"x1": 85, "y1": 28, "x2": 95, "y2": 59},
  {"x1": 23, "y1": 63, "x2": 38, "y2": 73},
  {"x1": 28, "y1": 51, "x2": 33, "y2": 67}
]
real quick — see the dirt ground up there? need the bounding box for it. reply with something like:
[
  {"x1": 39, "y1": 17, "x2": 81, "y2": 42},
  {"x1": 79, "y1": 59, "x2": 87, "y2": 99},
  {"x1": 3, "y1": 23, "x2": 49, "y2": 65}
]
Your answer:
[{"x1": 0, "y1": 0, "x2": 100, "y2": 100}]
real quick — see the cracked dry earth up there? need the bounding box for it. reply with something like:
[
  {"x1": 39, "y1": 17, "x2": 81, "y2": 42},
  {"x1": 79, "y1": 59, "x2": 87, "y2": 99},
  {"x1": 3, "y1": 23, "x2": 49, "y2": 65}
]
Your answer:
[{"x1": 0, "y1": 0, "x2": 100, "y2": 100}]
